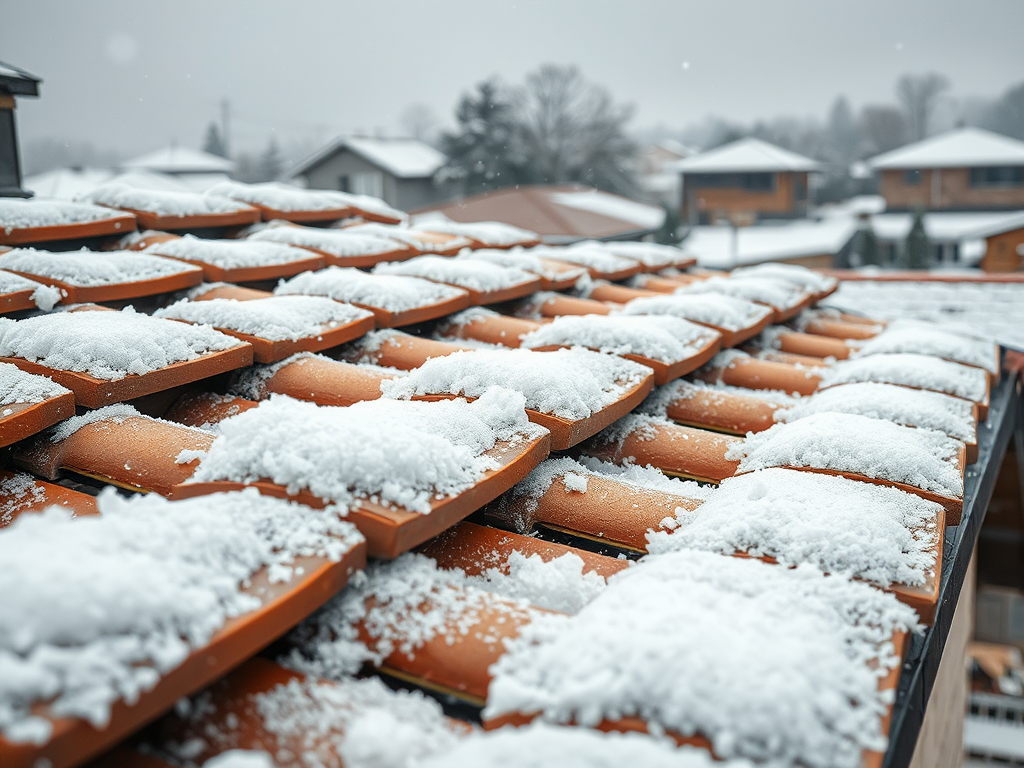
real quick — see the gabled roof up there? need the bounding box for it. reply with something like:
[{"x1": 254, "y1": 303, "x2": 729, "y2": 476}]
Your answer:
[
  {"x1": 673, "y1": 137, "x2": 821, "y2": 174},
  {"x1": 0, "y1": 60, "x2": 41, "y2": 97},
  {"x1": 122, "y1": 146, "x2": 236, "y2": 175},
  {"x1": 415, "y1": 184, "x2": 665, "y2": 243},
  {"x1": 868, "y1": 127, "x2": 1024, "y2": 170},
  {"x1": 289, "y1": 137, "x2": 447, "y2": 180}
]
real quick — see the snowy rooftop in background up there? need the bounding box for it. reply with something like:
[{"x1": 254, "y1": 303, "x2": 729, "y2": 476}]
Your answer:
[
  {"x1": 122, "y1": 146, "x2": 236, "y2": 175},
  {"x1": 417, "y1": 184, "x2": 665, "y2": 242},
  {"x1": 868, "y1": 127, "x2": 1024, "y2": 170},
  {"x1": 682, "y1": 217, "x2": 857, "y2": 268},
  {"x1": 673, "y1": 137, "x2": 821, "y2": 174},
  {"x1": 825, "y1": 277, "x2": 1024, "y2": 351},
  {"x1": 870, "y1": 210, "x2": 1024, "y2": 243},
  {"x1": 289, "y1": 136, "x2": 446, "y2": 180}
]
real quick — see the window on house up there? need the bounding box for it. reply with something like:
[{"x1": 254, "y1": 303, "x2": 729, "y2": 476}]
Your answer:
[
  {"x1": 350, "y1": 171, "x2": 384, "y2": 198},
  {"x1": 338, "y1": 175, "x2": 350, "y2": 192},
  {"x1": 969, "y1": 166, "x2": 1024, "y2": 187},
  {"x1": 740, "y1": 173, "x2": 775, "y2": 192},
  {"x1": 903, "y1": 169, "x2": 922, "y2": 185}
]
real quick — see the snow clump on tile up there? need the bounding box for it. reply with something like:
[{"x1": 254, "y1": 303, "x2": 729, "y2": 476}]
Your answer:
[
  {"x1": 0, "y1": 488, "x2": 362, "y2": 745},
  {"x1": 778, "y1": 382, "x2": 976, "y2": 443},
  {"x1": 0, "y1": 308, "x2": 244, "y2": 381},
  {"x1": 819, "y1": 353, "x2": 989, "y2": 403},
  {"x1": 853, "y1": 321, "x2": 998, "y2": 374},
  {"x1": 0, "y1": 248, "x2": 202, "y2": 287},
  {"x1": 520, "y1": 314, "x2": 718, "y2": 364},
  {"x1": 0, "y1": 270, "x2": 61, "y2": 310},
  {"x1": 731, "y1": 263, "x2": 837, "y2": 295},
  {"x1": 381, "y1": 348, "x2": 650, "y2": 420},
  {"x1": 144, "y1": 234, "x2": 316, "y2": 270},
  {"x1": 374, "y1": 255, "x2": 536, "y2": 293},
  {"x1": 528, "y1": 244, "x2": 637, "y2": 274},
  {"x1": 189, "y1": 388, "x2": 544, "y2": 514},
  {"x1": 276, "y1": 266, "x2": 467, "y2": 312},
  {"x1": 79, "y1": 183, "x2": 255, "y2": 217},
  {"x1": 155, "y1": 297, "x2": 372, "y2": 342},
  {"x1": 460, "y1": 249, "x2": 587, "y2": 282},
  {"x1": 729, "y1": 412, "x2": 964, "y2": 497},
  {"x1": 620, "y1": 293, "x2": 772, "y2": 331},
  {"x1": 0, "y1": 198, "x2": 132, "y2": 235},
  {"x1": 0, "y1": 362, "x2": 70, "y2": 407},
  {"x1": 678, "y1": 275, "x2": 807, "y2": 310},
  {"x1": 649, "y1": 468, "x2": 941, "y2": 588},
  {"x1": 588, "y1": 240, "x2": 689, "y2": 269},
  {"x1": 0, "y1": 473, "x2": 47, "y2": 528},
  {"x1": 207, "y1": 180, "x2": 353, "y2": 213},
  {"x1": 485, "y1": 549, "x2": 918, "y2": 768},
  {"x1": 417, "y1": 217, "x2": 539, "y2": 247},
  {"x1": 247, "y1": 225, "x2": 408, "y2": 258}
]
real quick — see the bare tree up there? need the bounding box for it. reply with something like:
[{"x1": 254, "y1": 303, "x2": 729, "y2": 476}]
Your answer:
[
  {"x1": 399, "y1": 104, "x2": 440, "y2": 145},
  {"x1": 860, "y1": 105, "x2": 910, "y2": 156},
  {"x1": 896, "y1": 72, "x2": 950, "y2": 141},
  {"x1": 982, "y1": 81, "x2": 1024, "y2": 141},
  {"x1": 513, "y1": 64, "x2": 638, "y2": 196}
]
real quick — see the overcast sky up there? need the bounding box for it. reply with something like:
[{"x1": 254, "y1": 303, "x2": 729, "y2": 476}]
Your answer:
[{"x1": 3, "y1": 0, "x2": 1022, "y2": 159}]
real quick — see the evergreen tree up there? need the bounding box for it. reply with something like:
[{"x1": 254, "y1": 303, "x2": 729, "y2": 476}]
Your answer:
[
  {"x1": 256, "y1": 138, "x2": 284, "y2": 182},
  {"x1": 858, "y1": 226, "x2": 883, "y2": 267},
  {"x1": 654, "y1": 203, "x2": 682, "y2": 245},
  {"x1": 203, "y1": 122, "x2": 228, "y2": 158},
  {"x1": 898, "y1": 207, "x2": 930, "y2": 269},
  {"x1": 438, "y1": 79, "x2": 526, "y2": 195}
]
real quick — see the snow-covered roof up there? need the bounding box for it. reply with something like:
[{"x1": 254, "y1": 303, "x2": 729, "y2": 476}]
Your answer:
[
  {"x1": 682, "y1": 217, "x2": 856, "y2": 269},
  {"x1": 289, "y1": 136, "x2": 447, "y2": 180},
  {"x1": 417, "y1": 184, "x2": 664, "y2": 242},
  {"x1": 868, "y1": 127, "x2": 1024, "y2": 170},
  {"x1": 870, "y1": 210, "x2": 1024, "y2": 243},
  {"x1": 0, "y1": 60, "x2": 41, "y2": 96},
  {"x1": 122, "y1": 146, "x2": 236, "y2": 175},
  {"x1": 23, "y1": 168, "x2": 115, "y2": 201},
  {"x1": 673, "y1": 137, "x2": 821, "y2": 174}
]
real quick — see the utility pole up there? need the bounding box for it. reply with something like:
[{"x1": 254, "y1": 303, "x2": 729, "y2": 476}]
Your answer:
[{"x1": 220, "y1": 98, "x2": 231, "y2": 158}]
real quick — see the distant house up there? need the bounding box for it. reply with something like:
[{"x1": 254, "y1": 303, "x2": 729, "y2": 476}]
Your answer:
[
  {"x1": 674, "y1": 137, "x2": 820, "y2": 225},
  {"x1": 287, "y1": 136, "x2": 454, "y2": 212},
  {"x1": 416, "y1": 183, "x2": 665, "y2": 244},
  {"x1": 868, "y1": 128, "x2": 1024, "y2": 212},
  {"x1": 637, "y1": 139, "x2": 695, "y2": 207},
  {"x1": 0, "y1": 60, "x2": 41, "y2": 198},
  {"x1": 120, "y1": 146, "x2": 235, "y2": 192},
  {"x1": 681, "y1": 217, "x2": 857, "y2": 270}
]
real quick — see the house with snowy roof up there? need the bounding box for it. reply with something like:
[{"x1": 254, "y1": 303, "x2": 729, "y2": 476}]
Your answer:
[
  {"x1": 287, "y1": 136, "x2": 456, "y2": 212},
  {"x1": 673, "y1": 137, "x2": 820, "y2": 225},
  {"x1": 119, "y1": 146, "x2": 236, "y2": 193},
  {"x1": 0, "y1": 60, "x2": 41, "y2": 198},
  {"x1": 868, "y1": 127, "x2": 1024, "y2": 213}
]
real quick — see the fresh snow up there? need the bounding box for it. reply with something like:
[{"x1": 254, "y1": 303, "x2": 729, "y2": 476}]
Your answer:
[
  {"x1": 0, "y1": 308, "x2": 243, "y2": 381},
  {"x1": 79, "y1": 183, "x2": 255, "y2": 217},
  {"x1": 528, "y1": 245, "x2": 638, "y2": 274},
  {"x1": 276, "y1": 267, "x2": 467, "y2": 311},
  {"x1": 548, "y1": 190, "x2": 665, "y2": 229},
  {"x1": 144, "y1": 234, "x2": 315, "y2": 270},
  {"x1": 0, "y1": 361, "x2": 71, "y2": 406},
  {"x1": 731, "y1": 263, "x2": 837, "y2": 295},
  {"x1": 520, "y1": 314, "x2": 718, "y2": 363},
  {"x1": 415, "y1": 217, "x2": 540, "y2": 247},
  {"x1": 576, "y1": 240, "x2": 686, "y2": 269},
  {"x1": 0, "y1": 248, "x2": 202, "y2": 287},
  {"x1": 649, "y1": 468, "x2": 941, "y2": 588},
  {"x1": 485, "y1": 549, "x2": 918, "y2": 768},
  {"x1": 0, "y1": 270, "x2": 62, "y2": 309},
  {"x1": 155, "y1": 297, "x2": 372, "y2": 342},
  {"x1": 247, "y1": 225, "x2": 408, "y2": 258},
  {"x1": 346, "y1": 223, "x2": 472, "y2": 253},
  {"x1": 374, "y1": 256, "x2": 536, "y2": 292},
  {"x1": 206, "y1": 180, "x2": 353, "y2": 213},
  {"x1": 778, "y1": 382, "x2": 976, "y2": 443},
  {"x1": 189, "y1": 389, "x2": 545, "y2": 514},
  {"x1": 381, "y1": 348, "x2": 651, "y2": 420},
  {"x1": 0, "y1": 488, "x2": 363, "y2": 745},
  {"x1": 678, "y1": 275, "x2": 807, "y2": 310},
  {"x1": 0, "y1": 198, "x2": 132, "y2": 235},
  {"x1": 460, "y1": 249, "x2": 588, "y2": 283},
  {"x1": 0, "y1": 473, "x2": 48, "y2": 528},
  {"x1": 417, "y1": 724, "x2": 730, "y2": 768},
  {"x1": 620, "y1": 293, "x2": 772, "y2": 331},
  {"x1": 728, "y1": 412, "x2": 964, "y2": 497},
  {"x1": 854, "y1": 321, "x2": 998, "y2": 374},
  {"x1": 819, "y1": 353, "x2": 989, "y2": 403}
]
